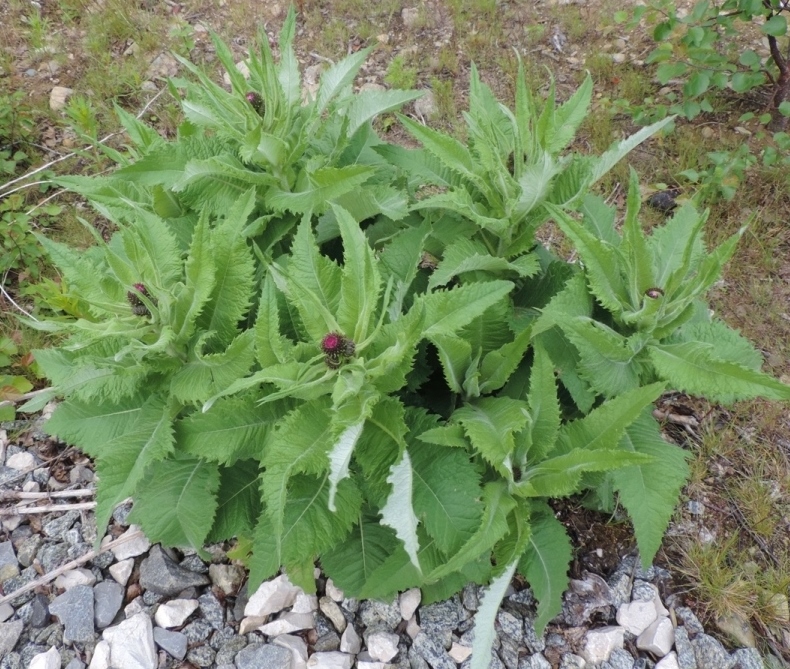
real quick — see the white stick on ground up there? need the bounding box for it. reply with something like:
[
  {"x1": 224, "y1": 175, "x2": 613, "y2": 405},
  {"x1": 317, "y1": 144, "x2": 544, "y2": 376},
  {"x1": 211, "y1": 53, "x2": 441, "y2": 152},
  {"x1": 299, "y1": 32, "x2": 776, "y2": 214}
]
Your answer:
[{"x1": 0, "y1": 501, "x2": 96, "y2": 516}]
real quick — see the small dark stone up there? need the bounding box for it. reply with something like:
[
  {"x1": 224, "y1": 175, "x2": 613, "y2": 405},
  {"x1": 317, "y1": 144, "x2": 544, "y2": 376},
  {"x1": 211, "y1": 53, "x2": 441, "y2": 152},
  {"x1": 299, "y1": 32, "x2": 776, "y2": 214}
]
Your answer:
[
  {"x1": 29, "y1": 594, "x2": 49, "y2": 628},
  {"x1": 42, "y1": 510, "x2": 80, "y2": 538},
  {"x1": 198, "y1": 590, "x2": 225, "y2": 630},
  {"x1": 49, "y1": 584, "x2": 95, "y2": 644},
  {"x1": 313, "y1": 631, "x2": 340, "y2": 651},
  {"x1": 233, "y1": 582, "x2": 249, "y2": 622},
  {"x1": 112, "y1": 501, "x2": 133, "y2": 526},
  {"x1": 692, "y1": 633, "x2": 734, "y2": 669},
  {"x1": 731, "y1": 648, "x2": 766, "y2": 669},
  {"x1": 93, "y1": 581, "x2": 124, "y2": 629},
  {"x1": 0, "y1": 652, "x2": 22, "y2": 669},
  {"x1": 18, "y1": 644, "x2": 49, "y2": 668},
  {"x1": 359, "y1": 598, "x2": 401, "y2": 629},
  {"x1": 15, "y1": 535, "x2": 41, "y2": 568},
  {"x1": 36, "y1": 543, "x2": 70, "y2": 572},
  {"x1": 674, "y1": 626, "x2": 696, "y2": 669},
  {"x1": 139, "y1": 546, "x2": 209, "y2": 596},
  {"x1": 180, "y1": 554, "x2": 209, "y2": 574},
  {"x1": 647, "y1": 189, "x2": 680, "y2": 213},
  {"x1": 215, "y1": 635, "x2": 248, "y2": 664},
  {"x1": 209, "y1": 625, "x2": 236, "y2": 649},
  {"x1": 676, "y1": 607, "x2": 706, "y2": 637},
  {"x1": 412, "y1": 632, "x2": 456, "y2": 669},
  {"x1": 90, "y1": 550, "x2": 115, "y2": 569},
  {"x1": 142, "y1": 590, "x2": 164, "y2": 606}
]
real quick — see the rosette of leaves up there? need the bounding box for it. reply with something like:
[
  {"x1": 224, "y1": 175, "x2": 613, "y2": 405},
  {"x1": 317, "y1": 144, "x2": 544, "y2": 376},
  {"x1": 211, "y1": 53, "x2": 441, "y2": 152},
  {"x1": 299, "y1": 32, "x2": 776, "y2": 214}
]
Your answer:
[
  {"x1": 375, "y1": 60, "x2": 673, "y2": 267},
  {"x1": 57, "y1": 6, "x2": 421, "y2": 248}
]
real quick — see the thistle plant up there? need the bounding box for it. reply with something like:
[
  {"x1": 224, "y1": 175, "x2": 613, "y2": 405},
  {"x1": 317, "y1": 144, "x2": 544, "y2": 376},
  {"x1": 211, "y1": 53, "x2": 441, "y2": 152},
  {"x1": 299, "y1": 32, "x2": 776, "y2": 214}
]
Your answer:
[{"x1": 25, "y1": 11, "x2": 790, "y2": 669}]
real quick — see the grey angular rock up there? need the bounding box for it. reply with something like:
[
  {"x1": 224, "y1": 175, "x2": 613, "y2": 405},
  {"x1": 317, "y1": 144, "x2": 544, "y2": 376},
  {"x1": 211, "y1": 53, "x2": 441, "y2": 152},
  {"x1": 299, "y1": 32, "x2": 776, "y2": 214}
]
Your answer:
[
  {"x1": 29, "y1": 594, "x2": 49, "y2": 628},
  {"x1": 103, "y1": 612, "x2": 157, "y2": 669},
  {"x1": 138, "y1": 545, "x2": 209, "y2": 596},
  {"x1": 183, "y1": 618, "x2": 214, "y2": 643},
  {"x1": 518, "y1": 655, "x2": 551, "y2": 669},
  {"x1": 236, "y1": 643, "x2": 293, "y2": 669},
  {"x1": 16, "y1": 535, "x2": 42, "y2": 568},
  {"x1": 674, "y1": 626, "x2": 697, "y2": 669},
  {"x1": 607, "y1": 571, "x2": 632, "y2": 608},
  {"x1": 412, "y1": 632, "x2": 456, "y2": 669},
  {"x1": 215, "y1": 635, "x2": 248, "y2": 664},
  {"x1": 675, "y1": 607, "x2": 705, "y2": 636},
  {"x1": 496, "y1": 610, "x2": 523, "y2": 642},
  {"x1": 93, "y1": 581, "x2": 124, "y2": 629},
  {"x1": 692, "y1": 634, "x2": 734, "y2": 669},
  {"x1": 42, "y1": 510, "x2": 80, "y2": 537},
  {"x1": 209, "y1": 563, "x2": 245, "y2": 595},
  {"x1": 564, "y1": 573, "x2": 614, "y2": 626},
  {"x1": 0, "y1": 651, "x2": 22, "y2": 669},
  {"x1": 154, "y1": 628, "x2": 188, "y2": 660},
  {"x1": 0, "y1": 620, "x2": 23, "y2": 657},
  {"x1": 0, "y1": 542, "x2": 17, "y2": 578},
  {"x1": 558, "y1": 654, "x2": 586, "y2": 669},
  {"x1": 0, "y1": 603, "x2": 13, "y2": 623},
  {"x1": 186, "y1": 645, "x2": 217, "y2": 667},
  {"x1": 65, "y1": 659, "x2": 86, "y2": 669},
  {"x1": 314, "y1": 631, "x2": 341, "y2": 652},
  {"x1": 731, "y1": 648, "x2": 765, "y2": 669},
  {"x1": 522, "y1": 616, "x2": 547, "y2": 653},
  {"x1": 604, "y1": 648, "x2": 638, "y2": 669},
  {"x1": 420, "y1": 598, "x2": 462, "y2": 634},
  {"x1": 49, "y1": 584, "x2": 95, "y2": 643},
  {"x1": 358, "y1": 598, "x2": 402, "y2": 629},
  {"x1": 199, "y1": 590, "x2": 225, "y2": 630},
  {"x1": 27, "y1": 647, "x2": 60, "y2": 669},
  {"x1": 37, "y1": 542, "x2": 70, "y2": 572}
]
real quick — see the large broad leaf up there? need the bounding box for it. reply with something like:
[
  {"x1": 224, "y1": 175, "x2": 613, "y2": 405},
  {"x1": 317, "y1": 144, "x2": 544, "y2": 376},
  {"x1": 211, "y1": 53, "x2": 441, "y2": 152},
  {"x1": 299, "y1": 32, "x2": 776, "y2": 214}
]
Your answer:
[
  {"x1": 261, "y1": 400, "x2": 334, "y2": 563},
  {"x1": 425, "y1": 482, "x2": 515, "y2": 583},
  {"x1": 429, "y1": 239, "x2": 531, "y2": 289},
  {"x1": 176, "y1": 394, "x2": 290, "y2": 465},
  {"x1": 346, "y1": 89, "x2": 424, "y2": 136},
  {"x1": 558, "y1": 382, "x2": 665, "y2": 453},
  {"x1": 519, "y1": 502, "x2": 572, "y2": 634},
  {"x1": 523, "y1": 342, "x2": 561, "y2": 464},
  {"x1": 648, "y1": 342, "x2": 790, "y2": 403},
  {"x1": 589, "y1": 117, "x2": 674, "y2": 184},
  {"x1": 89, "y1": 396, "x2": 175, "y2": 536},
  {"x1": 208, "y1": 460, "x2": 262, "y2": 541},
  {"x1": 128, "y1": 454, "x2": 220, "y2": 551},
  {"x1": 316, "y1": 46, "x2": 374, "y2": 112},
  {"x1": 454, "y1": 396, "x2": 529, "y2": 474},
  {"x1": 419, "y1": 280, "x2": 514, "y2": 338},
  {"x1": 431, "y1": 334, "x2": 473, "y2": 394},
  {"x1": 478, "y1": 326, "x2": 533, "y2": 395},
  {"x1": 613, "y1": 411, "x2": 690, "y2": 566},
  {"x1": 265, "y1": 165, "x2": 375, "y2": 214},
  {"x1": 170, "y1": 331, "x2": 256, "y2": 403},
  {"x1": 320, "y1": 509, "x2": 399, "y2": 594},
  {"x1": 44, "y1": 395, "x2": 145, "y2": 449},
  {"x1": 547, "y1": 74, "x2": 592, "y2": 153},
  {"x1": 408, "y1": 428, "x2": 483, "y2": 555}
]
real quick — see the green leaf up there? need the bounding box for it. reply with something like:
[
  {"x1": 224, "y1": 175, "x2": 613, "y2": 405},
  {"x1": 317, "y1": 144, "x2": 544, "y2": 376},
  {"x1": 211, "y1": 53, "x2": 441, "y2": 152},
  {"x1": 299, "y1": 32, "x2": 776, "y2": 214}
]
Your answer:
[
  {"x1": 91, "y1": 396, "x2": 174, "y2": 537},
  {"x1": 208, "y1": 460, "x2": 262, "y2": 541},
  {"x1": 676, "y1": 320, "x2": 763, "y2": 370},
  {"x1": 327, "y1": 421, "x2": 366, "y2": 513},
  {"x1": 334, "y1": 205, "x2": 382, "y2": 343},
  {"x1": 419, "y1": 280, "x2": 514, "y2": 339},
  {"x1": 656, "y1": 62, "x2": 689, "y2": 84},
  {"x1": 478, "y1": 326, "x2": 532, "y2": 394},
  {"x1": 431, "y1": 334, "x2": 473, "y2": 394},
  {"x1": 526, "y1": 341, "x2": 561, "y2": 464},
  {"x1": 320, "y1": 509, "x2": 399, "y2": 594},
  {"x1": 170, "y1": 331, "x2": 256, "y2": 403},
  {"x1": 265, "y1": 165, "x2": 375, "y2": 214},
  {"x1": 613, "y1": 410, "x2": 690, "y2": 566},
  {"x1": 454, "y1": 396, "x2": 529, "y2": 474},
  {"x1": 261, "y1": 400, "x2": 334, "y2": 564},
  {"x1": 648, "y1": 342, "x2": 790, "y2": 403},
  {"x1": 128, "y1": 454, "x2": 220, "y2": 551},
  {"x1": 199, "y1": 190, "x2": 256, "y2": 347},
  {"x1": 516, "y1": 448, "x2": 653, "y2": 498},
  {"x1": 621, "y1": 168, "x2": 656, "y2": 299},
  {"x1": 590, "y1": 117, "x2": 674, "y2": 185},
  {"x1": 173, "y1": 212, "x2": 216, "y2": 343},
  {"x1": 547, "y1": 74, "x2": 592, "y2": 153},
  {"x1": 409, "y1": 433, "x2": 483, "y2": 554},
  {"x1": 254, "y1": 275, "x2": 293, "y2": 367},
  {"x1": 519, "y1": 502, "x2": 572, "y2": 634},
  {"x1": 379, "y1": 450, "x2": 422, "y2": 574},
  {"x1": 429, "y1": 239, "x2": 528, "y2": 288},
  {"x1": 559, "y1": 382, "x2": 665, "y2": 455},
  {"x1": 45, "y1": 396, "x2": 145, "y2": 449},
  {"x1": 176, "y1": 394, "x2": 290, "y2": 465},
  {"x1": 762, "y1": 14, "x2": 787, "y2": 36},
  {"x1": 280, "y1": 216, "x2": 342, "y2": 340},
  {"x1": 558, "y1": 317, "x2": 643, "y2": 397},
  {"x1": 316, "y1": 46, "x2": 374, "y2": 112},
  {"x1": 425, "y1": 482, "x2": 515, "y2": 582},
  {"x1": 470, "y1": 559, "x2": 519, "y2": 669},
  {"x1": 346, "y1": 89, "x2": 424, "y2": 136}
]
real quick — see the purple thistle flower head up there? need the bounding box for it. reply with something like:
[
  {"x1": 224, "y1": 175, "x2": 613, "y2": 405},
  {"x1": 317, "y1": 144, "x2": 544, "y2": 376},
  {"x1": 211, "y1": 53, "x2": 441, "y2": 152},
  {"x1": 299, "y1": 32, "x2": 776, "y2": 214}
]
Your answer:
[
  {"x1": 321, "y1": 332, "x2": 343, "y2": 354},
  {"x1": 246, "y1": 91, "x2": 264, "y2": 114},
  {"x1": 127, "y1": 283, "x2": 154, "y2": 316}
]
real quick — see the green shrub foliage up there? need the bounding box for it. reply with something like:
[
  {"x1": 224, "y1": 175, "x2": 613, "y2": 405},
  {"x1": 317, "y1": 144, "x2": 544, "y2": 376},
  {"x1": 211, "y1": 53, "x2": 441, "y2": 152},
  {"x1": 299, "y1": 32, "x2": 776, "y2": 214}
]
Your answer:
[{"x1": 26, "y1": 9, "x2": 790, "y2": 667}]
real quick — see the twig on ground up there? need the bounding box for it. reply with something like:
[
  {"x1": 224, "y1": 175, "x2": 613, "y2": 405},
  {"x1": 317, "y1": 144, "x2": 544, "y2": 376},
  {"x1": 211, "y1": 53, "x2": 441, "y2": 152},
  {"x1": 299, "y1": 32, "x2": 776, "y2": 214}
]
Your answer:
[
  {"x1": 0, "y1": 501, "x2": 96, "y2": 516},
  {"x1": 0, "y1": 278, "x2": 39, "y2": 322},
  {"x1": 0, "y1": 528, "x2": 143, "y2": 606},
  {"x1": 0, "y1": 488, "x2": 94, "y2": 502},
  {"x1": 652, "y1": 409, "x2": 700, "y2": 429}
]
